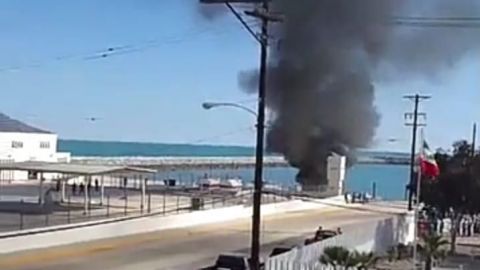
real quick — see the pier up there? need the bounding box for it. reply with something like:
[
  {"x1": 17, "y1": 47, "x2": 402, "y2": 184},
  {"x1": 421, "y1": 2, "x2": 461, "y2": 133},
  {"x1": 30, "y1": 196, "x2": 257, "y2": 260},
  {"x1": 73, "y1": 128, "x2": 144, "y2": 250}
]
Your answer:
[{"x1": 71, "y1": 155, "x2": 409, "y2": 169}]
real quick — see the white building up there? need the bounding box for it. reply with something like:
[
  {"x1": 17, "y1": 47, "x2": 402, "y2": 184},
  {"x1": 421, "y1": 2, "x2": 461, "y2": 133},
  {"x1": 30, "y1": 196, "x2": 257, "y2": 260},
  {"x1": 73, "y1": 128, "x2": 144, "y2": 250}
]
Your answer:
[{"x1": 0, "y1": 113, "x2": 70, "y2": 180}]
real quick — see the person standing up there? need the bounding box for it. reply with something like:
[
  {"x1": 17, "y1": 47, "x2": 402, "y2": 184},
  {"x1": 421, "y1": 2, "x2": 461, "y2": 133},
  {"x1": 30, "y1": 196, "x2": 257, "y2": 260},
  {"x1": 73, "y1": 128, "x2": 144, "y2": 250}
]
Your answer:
[
  {"x1": 95, "y1": 179, "x2": 99, "y2": 192},
  {"x1": 72, "y1": 182, "x2": 77, "y2": 195},
  {"x1": 79, "y1": 182, "x2": 84, "y2": 195}
]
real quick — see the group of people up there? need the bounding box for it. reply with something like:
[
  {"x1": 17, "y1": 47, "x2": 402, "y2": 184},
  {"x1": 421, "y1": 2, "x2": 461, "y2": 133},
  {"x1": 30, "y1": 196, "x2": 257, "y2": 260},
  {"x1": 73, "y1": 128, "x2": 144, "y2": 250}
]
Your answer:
[
  {"x1": 56, "y1": 179, "x2": 101, "y2": 196},
  {"x1": 344, "y1": 192, "x2": 372, "y2": 204},
  {"x1": 421, "y1": 207, "x2": 480, "y2": 237}
]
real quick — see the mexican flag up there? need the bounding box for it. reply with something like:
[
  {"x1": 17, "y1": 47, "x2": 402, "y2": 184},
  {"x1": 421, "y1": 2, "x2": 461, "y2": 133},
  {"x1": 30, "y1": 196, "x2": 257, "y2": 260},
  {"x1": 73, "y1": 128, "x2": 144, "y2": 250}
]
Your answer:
[{"x1": 420, "y1": 140, "x2": 440, "y2": 178}]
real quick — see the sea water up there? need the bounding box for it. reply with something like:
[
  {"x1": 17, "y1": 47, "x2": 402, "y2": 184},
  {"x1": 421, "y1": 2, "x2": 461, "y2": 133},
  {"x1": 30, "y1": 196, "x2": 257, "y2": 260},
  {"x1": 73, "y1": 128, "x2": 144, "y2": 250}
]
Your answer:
[
  {"x1": 59, "y1": 140, "x2": 409, "y2": 200},
  {"x1": 153, "y1": 164, "x2": 408, "y2": 200}
]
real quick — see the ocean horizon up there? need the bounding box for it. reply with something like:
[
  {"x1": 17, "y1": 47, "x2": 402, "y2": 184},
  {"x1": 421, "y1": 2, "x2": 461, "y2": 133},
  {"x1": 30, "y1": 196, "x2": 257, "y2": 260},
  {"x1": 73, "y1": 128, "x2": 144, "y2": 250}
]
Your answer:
[{"x1": 58, "y1": 139, "x2": 409, "y2": 158}]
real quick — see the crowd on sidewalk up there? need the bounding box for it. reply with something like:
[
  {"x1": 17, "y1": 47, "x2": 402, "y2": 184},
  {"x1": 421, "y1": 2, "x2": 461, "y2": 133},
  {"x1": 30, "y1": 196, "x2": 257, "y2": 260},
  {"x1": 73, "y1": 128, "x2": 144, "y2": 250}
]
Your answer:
[{"x1": 422, "y1": 208, "x2": 480, "y2": 237}]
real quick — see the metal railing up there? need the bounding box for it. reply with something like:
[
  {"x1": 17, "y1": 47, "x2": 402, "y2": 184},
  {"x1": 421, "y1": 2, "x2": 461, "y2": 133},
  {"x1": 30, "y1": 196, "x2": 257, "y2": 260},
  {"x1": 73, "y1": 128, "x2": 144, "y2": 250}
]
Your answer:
[{"x1": 0, "y1": 188, "x2": 291, "y2": 234}]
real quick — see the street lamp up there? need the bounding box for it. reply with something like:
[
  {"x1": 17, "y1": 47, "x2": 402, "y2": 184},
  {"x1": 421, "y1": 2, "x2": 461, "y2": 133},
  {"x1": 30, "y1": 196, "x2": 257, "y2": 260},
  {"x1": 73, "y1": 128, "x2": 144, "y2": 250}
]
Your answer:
[{"x1": 202, "y1": 102, "x2": 258, "y2": 117}]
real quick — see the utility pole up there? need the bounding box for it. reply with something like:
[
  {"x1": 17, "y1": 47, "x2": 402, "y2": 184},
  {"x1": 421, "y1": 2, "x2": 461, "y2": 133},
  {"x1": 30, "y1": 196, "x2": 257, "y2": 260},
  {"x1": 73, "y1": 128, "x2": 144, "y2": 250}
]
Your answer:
[
  {"x1": 404, "y1": 94, "x2": 430, "y2": 211},
  {"x1": 199, "y1": 1, "x2": 281, "y2": 269},
  {"x1": 472, "y1": 123, "x2": 477, "y2": 157}
]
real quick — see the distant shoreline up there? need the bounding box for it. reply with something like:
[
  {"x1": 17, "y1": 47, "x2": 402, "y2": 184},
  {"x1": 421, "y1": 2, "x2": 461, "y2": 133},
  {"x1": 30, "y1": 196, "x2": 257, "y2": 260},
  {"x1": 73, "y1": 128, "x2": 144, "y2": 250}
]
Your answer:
[{"x1": 59, "y1": 139, "x2": 409, "y2": 159}]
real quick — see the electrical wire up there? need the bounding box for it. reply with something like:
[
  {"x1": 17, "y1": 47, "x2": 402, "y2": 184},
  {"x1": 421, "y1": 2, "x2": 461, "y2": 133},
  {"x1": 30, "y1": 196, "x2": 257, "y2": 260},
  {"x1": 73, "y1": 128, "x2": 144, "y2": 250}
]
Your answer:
[
  {"x1": 187, "y1": 126, "x2": 254, "y2": 145},
  {"x1": 392, "y1": 16, "x2": 480, "y2": 28},
  {"x1": 7, "y1": 14, "x2": 480, "y2": 73},
  {"x1": 0, "y1": 20, "x2": 261, "y2": 73}
]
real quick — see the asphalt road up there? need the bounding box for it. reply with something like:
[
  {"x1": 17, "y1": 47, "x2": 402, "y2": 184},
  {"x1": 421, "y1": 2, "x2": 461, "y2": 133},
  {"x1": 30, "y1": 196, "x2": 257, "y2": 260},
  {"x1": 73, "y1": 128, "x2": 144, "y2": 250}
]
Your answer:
[{"x1": 0, "y1": 202, "x2": 405, "y2": 270}]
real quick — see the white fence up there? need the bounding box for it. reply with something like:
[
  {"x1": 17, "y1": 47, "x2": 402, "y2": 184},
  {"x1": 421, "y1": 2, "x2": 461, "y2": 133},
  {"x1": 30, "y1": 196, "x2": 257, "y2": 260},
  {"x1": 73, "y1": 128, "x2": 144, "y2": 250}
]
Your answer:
[{"x1": 266, "y1": 213, "x2": 413, "y2": 270}]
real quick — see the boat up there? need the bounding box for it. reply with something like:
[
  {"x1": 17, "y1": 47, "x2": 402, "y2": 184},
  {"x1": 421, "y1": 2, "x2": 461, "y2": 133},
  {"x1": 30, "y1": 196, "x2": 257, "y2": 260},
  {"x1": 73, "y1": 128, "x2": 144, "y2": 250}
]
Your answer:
[
  {"x1": 220, "y1": 178, "x2": 243, "y2": 189},
  {"x1": 198, "y1": 178, "x2": 221, "y2": 189}
]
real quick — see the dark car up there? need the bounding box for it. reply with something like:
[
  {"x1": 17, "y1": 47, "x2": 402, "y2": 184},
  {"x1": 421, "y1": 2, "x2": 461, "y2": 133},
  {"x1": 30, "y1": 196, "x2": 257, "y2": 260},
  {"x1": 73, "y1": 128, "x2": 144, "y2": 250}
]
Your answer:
[
  {"x1": 269, "y1": 247, "x2": 291, "y2": 257},
  {"x1": 213, "y1": 254, "x2": 251, "y2": 270}
]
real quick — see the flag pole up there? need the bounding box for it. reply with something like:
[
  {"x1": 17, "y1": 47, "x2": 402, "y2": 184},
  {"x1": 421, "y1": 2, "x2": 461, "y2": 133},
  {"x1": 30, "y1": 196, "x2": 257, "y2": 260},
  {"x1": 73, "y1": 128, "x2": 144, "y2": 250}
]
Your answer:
[{"x1": 412, "y1": 128, "x2": 424, "y2": 270}]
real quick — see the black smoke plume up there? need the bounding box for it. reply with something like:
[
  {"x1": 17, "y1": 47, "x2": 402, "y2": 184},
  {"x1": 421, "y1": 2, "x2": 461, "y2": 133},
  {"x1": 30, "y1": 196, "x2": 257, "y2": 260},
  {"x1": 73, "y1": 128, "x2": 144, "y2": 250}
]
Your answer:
[{"x1": 200, "y1": 0, "x2": 480, "y2": 188}]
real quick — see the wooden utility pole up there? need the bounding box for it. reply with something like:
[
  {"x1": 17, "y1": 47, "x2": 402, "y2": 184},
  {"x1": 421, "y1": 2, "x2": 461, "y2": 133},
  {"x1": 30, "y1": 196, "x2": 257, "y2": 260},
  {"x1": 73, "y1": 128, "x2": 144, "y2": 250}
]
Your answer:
[
  {"x1": 472, "y1": 123, "x2": 477, "y2": 157},
  {"x1": 199, "y1": 1, "x2": 281, "y2": 269},
  {"x1": 404, "y1": 94, "x2": 430, "y2": 210}
]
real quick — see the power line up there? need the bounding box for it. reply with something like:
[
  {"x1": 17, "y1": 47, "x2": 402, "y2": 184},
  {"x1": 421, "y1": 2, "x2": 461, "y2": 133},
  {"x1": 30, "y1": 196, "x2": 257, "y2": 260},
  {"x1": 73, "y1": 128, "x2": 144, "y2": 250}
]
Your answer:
[
  {"x1": 392, "y1": 15, "x2": 480, "y2": 28},
  {"x1": 5, "y1": 15, "x2": 480, "y2": 73},
  {"x1": 394, "y1": 16, "x2": 480, "y2": 21},
  {"x1": 187, "y1": 126, "x2": 254, "y2": 144},
  {"x1": 0, "y1": 20, "x2": 261, "y2": 73},
  {"x1": 392, "y1": 20, "x2": 480, "y2": 28}
]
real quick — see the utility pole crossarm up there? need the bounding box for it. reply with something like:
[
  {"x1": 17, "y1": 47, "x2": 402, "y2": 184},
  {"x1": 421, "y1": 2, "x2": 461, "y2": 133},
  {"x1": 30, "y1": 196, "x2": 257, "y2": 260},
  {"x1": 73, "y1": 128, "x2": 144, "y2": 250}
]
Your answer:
[
  {"x1": 244, "y1": 9, "x2": 284, "y2": 22},
  {"x1": 225, "y1": 2, "x2": 262, "y2": 43}
]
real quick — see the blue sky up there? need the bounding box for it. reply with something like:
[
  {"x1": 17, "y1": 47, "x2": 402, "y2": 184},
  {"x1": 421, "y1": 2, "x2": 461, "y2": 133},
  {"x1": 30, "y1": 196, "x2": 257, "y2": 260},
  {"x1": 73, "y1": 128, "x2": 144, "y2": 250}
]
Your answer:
[{"x1": 0, "y1": 0, "x2": 479, "y2": 152}]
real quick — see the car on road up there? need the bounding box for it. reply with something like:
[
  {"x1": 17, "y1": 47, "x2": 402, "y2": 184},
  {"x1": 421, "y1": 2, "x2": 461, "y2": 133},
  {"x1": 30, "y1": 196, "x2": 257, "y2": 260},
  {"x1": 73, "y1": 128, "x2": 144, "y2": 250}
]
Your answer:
[
  {"x1": 269, "y1": 247, "x2": 291, "y2": 257},
  {"x1": 206, "y1": 253, "x2": 264, "y2": 270}
]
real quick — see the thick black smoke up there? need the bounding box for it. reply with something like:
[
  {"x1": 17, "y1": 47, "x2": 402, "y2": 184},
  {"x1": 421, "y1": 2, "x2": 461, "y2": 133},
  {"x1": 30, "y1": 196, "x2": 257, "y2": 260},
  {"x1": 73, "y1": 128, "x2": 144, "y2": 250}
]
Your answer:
[{"x1": 200, "y1": 0, "x2": 480, "y2": 188}]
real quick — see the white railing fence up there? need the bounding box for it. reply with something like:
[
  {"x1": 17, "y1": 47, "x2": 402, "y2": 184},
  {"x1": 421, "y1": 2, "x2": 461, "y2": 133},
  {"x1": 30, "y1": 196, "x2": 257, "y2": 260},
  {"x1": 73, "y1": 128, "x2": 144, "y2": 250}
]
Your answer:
[{"x1": 266, "y1": 213, "x2": 413, "y2": 270}]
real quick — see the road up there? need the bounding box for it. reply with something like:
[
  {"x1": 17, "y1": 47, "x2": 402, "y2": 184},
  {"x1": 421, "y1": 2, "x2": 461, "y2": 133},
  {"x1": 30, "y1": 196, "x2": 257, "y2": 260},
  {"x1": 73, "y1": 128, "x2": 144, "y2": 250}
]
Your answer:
[{"x1": 0, "y1": 202, "x2": 406, "y2": 270}]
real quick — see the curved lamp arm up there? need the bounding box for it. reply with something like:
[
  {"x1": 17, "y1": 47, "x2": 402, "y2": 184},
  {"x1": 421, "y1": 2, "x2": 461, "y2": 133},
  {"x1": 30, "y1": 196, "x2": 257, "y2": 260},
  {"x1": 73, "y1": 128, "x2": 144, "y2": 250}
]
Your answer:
[{"x1": 202, "y1": 102, "x2": 258, "y2": 118}]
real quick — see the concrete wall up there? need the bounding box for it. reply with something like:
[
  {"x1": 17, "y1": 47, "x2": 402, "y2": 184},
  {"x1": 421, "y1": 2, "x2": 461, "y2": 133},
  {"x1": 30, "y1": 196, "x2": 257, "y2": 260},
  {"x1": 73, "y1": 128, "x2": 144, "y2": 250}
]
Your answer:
[{"x1": 0, "y1": 197, "x2": 344, "y2": 254}]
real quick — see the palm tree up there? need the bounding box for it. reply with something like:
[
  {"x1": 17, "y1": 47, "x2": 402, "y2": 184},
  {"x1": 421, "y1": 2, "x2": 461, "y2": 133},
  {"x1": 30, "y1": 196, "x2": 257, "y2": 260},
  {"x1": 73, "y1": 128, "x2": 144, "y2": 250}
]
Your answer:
[
  {"x1": 419, "y1": 233, "x2": 449, "y2": 270},
  {"x1": 320, "y1": 246, "x2": 355, "y2": 269},
  {"x1": 350, "y1": 251, "x2": 379, "y2": 270}
]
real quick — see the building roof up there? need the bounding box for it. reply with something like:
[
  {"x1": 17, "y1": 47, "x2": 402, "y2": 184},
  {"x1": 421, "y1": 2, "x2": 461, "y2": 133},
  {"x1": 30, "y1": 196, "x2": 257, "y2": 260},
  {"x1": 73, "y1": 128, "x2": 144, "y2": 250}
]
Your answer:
[
  {"x1": 0, "y1": 161, "x2": 156, "y2": 176},
  {"x1": 0, "y1": 113, "x2": 52, "y2": 134}
]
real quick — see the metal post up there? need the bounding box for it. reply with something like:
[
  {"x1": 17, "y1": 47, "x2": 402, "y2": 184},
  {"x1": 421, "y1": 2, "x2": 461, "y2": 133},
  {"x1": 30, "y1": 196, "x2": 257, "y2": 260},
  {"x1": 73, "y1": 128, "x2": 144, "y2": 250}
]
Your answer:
[
  {"x1": 176, "y1": 195, "x2": 180, "y2": 213},
  {"x1": 67, "y1": 195, "x2": 71, "y2": 224},
  {"x1": 372, "y1": 182, "x2": 377, "y2": 199},
  {"x1": 100, "y1": 175, "x2": 105, "y2": 206},
  {"x1": 83, "y1": 176, "x2": 89, "y2": 215},
  {"x1": 148, "y1": 193, "x2": 151, "y2": 213},
  {"x1": 87, "y1": 178, "x2": 91, "y2": 217},
  {"x1": 61, "y1": 180, "x2": 66, "y2": 203},
  {"x1": 20, "y1": 199, "x2": 24, "y2": 230},
  {"x1": 141, "y1": 177, "x2": 146, "y2": 214},
  {"x1": 38, "y1": 173, "x2": 44, "y2": 204},
  {"x1": 107, "y1": 195, "x2": 110, "y2": 218},
  {"x1": 123, "y1": 177, "x2": 127, "y2": 201},
  {"x1": 124, "y1": 195, "x2": 128, "y2": 216},
  {"x1": 163, "y1": 190, "x2": 166, "y2": 215}
]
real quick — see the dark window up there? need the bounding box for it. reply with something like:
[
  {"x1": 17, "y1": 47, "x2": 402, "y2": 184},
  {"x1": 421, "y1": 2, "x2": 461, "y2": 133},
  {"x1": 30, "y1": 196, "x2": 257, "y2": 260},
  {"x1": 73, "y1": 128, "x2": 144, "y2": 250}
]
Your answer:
[
  {"x1": 11, "y1": 141, "x2": 23, "y2": 149},
  {"x1": 40, "y1": 141, "x2": 50, "y2": 149}
]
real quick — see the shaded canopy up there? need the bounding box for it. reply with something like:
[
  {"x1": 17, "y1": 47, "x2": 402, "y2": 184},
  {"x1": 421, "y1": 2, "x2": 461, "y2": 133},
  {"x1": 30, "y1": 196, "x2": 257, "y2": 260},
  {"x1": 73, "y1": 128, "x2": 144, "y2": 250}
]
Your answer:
[{"x1": 0, "y1": 161, "x2": 156, "y2": 176}]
